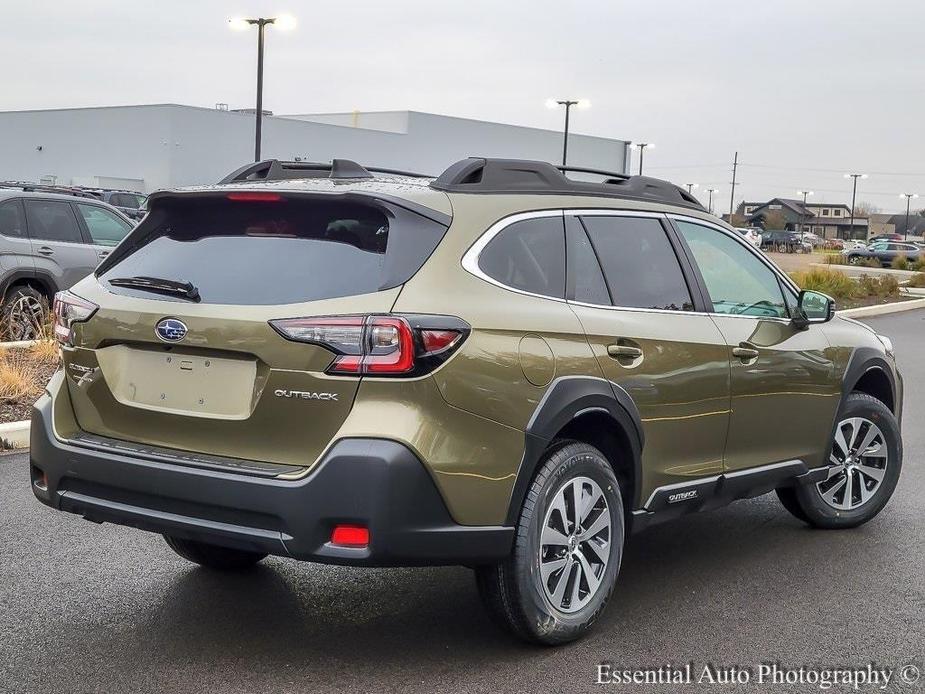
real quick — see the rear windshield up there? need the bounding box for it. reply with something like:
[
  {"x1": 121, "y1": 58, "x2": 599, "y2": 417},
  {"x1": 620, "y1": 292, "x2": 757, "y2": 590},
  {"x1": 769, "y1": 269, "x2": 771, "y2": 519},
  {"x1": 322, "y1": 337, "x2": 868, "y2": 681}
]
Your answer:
[{"x1": 100, "y1": 197, "x2": 448, "y2": 305}]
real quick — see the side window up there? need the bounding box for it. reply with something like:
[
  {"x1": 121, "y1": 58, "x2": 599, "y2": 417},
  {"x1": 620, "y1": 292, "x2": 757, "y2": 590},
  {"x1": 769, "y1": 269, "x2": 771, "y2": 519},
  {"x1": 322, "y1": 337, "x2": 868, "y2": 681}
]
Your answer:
[
  {"x1": 76, "y1": 204, "x2": 133, "y2": 246},
  {"x1": 478, "y1": 216, "x2": 565, "y2": 298},
  {"x1": 0, "y1": 200, "x2": 27, "y2": 239},
  {"x1": 675, "y1": 220, "x2": 788, "y2": 318},
  {"x1": 565, "y1": 217, "x2": 610, "y2": 305},
  {"x1": 580, "y1": 215, "x2": 693, "y2": 311},
  {"x1": 23, "y1": 200, "x2": 83, "y2": 243}
]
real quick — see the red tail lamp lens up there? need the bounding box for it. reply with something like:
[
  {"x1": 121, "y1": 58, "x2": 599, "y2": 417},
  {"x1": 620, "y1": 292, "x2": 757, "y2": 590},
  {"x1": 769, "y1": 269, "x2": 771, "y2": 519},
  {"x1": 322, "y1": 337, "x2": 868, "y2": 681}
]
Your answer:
[
  {"x1": 331, "y1": 525, "x2": 369, "y2": 547},
  {"x1": 421, "y1": 329, "x2": 462, "y2": 354}
]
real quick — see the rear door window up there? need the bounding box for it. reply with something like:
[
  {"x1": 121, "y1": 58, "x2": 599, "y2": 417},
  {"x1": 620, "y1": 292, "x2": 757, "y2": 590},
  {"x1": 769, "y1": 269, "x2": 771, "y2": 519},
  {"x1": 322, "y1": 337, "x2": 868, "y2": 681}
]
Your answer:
[
  {"x1": 100, "y1": 196, "x2": 448, "y2": 305},
  {"x1": 580, "y1": 215, "x2": 694, "y2": 311},
  {"x1": 77, "y1": 204, "x2": 133, "y2": 246},
  {"x1": 23, "y1": 199, "x2": 84, "y2": 243},
  {"x1": 478, "y1": 216, "x2": 565, "y2": 298}
]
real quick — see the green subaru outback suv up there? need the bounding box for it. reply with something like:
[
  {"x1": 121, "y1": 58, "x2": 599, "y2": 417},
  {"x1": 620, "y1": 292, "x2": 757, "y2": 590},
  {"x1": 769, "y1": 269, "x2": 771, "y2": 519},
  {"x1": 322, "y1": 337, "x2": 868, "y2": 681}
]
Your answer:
[{"x1": 31, "y1": 157, "x2": 903, "y2": 644}]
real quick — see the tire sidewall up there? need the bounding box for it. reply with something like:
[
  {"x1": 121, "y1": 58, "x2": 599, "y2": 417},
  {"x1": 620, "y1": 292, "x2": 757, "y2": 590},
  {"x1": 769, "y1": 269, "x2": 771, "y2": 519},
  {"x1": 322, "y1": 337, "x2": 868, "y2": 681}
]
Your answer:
[
  {"x1": 517, "y1": 446, "x2": 624, "y2": 639},
  {"x1": 796, "y1": 394, "x2": 902, "y2": 527}
]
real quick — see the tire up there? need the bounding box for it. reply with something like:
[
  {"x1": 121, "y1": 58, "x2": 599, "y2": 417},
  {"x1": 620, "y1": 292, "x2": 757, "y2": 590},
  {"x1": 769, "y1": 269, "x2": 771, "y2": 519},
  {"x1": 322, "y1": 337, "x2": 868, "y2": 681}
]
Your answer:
[
  {"x1": 848, "y1": 255, "x2": 862, "y2": 265},
  {"x1": 1, "y1": 285, "x2": 48, "y2": 341},
  {"x1": 777, "y1": 393, "x2": 902, "y2": 529},
  {"x1": 475, "y1": 441, "x2": 625, "y2": 645},
  {"x1": 164, "y1": 535, "x2": 268, "y2": 570}
]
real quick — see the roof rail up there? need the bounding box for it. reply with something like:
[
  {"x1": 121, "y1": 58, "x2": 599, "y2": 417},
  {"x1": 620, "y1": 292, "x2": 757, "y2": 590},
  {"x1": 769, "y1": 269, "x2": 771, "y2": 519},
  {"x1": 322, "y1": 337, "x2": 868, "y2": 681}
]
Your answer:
[
  {"x1": 429, "y1": 157, "x2": 705, "y2": 210},
  {"x1": 218, "y1": 159, "x2": 430, "y2": 184}
]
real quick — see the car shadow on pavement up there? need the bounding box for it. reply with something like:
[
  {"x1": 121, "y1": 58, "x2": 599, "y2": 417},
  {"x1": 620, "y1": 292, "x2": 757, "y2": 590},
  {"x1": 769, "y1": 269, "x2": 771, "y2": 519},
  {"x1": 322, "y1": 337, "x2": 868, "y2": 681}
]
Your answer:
[{"x1": 34, "y1": 494, "x2": 890, "y2": 687}]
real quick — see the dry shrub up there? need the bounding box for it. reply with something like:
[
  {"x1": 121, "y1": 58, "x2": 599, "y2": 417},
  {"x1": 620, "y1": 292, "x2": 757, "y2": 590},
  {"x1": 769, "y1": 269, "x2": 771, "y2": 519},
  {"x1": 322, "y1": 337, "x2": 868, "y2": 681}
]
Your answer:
[
  {"x1": 0, "y1": 349, "x2": 45, "y2": 401},
  {"x1": 906, "y1": 272, "x2": 925, "y2": 288},
  {"x1": 789, "y1": 267, "x2": 858, "y2": 300},
  {"x1": 857, "y1": 274, "x2": 900, "y2": 298}
]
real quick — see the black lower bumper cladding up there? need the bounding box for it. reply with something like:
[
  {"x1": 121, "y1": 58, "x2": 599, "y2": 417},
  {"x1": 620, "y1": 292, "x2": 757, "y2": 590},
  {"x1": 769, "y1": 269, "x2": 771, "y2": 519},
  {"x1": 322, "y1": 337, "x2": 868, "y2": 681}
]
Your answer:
[{"x1": 30, "y1": 393, "x2": 512, "y2": 567}]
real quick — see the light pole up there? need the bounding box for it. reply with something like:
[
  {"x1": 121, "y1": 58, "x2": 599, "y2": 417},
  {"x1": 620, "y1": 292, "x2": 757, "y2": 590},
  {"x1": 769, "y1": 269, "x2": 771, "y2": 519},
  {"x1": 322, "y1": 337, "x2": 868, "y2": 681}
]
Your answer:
[
  {"x1": 229, "y1": 15, "x2": 296, "y2": 161},
  {"x1": 900, "y1": 193, "x2": 919, "y2": 240},
  {"x1": 844, "y1": 173, "x2": 867, "y2": 241},
  {"x1": 634, "y1": 142, "x2": 654, "y2": 176},
  {"x1": 685, "y1": 183, "x2": 699, "y2": 194},
  {"x1": 546, "y1": 99, "x2": 590, "y2": 166},
  {"x1": 705, "y1": 188, "x2": 719, "y2": 214},
  {"x1": 797, "y1": 189, "x2": 813, "y2": 241}
]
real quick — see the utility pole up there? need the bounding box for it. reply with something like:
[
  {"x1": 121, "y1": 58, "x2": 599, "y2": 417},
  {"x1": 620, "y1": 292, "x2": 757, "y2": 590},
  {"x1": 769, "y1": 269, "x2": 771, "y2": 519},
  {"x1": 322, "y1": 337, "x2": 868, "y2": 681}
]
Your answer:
[
  {"x1": 728, "y1": 151, "x2": 739, "y2": 222},
  {"x1": 845, "y1": 173, "x2": 867, "y2": 241},
  {"x1": 797, "y1": 189, "x2": 813, "y2": 242},
  {"x1": 901, "y1": 193, "x2": 919, "y2": 240},
  {"x1": 706, "y1": 188, "x2": 719, "y2": 214}
]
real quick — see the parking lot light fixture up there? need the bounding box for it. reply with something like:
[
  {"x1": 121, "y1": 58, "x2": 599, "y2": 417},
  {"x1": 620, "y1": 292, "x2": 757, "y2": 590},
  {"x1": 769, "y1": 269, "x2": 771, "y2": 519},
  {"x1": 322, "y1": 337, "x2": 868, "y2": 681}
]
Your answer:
[
  {"x1": 901, "y1": 193, "x2": 919, "y2": 240},
  {"x1": 547, "y1": 99, "x2": 588, "y2": 166},
  {"x1": 705, "y1": 187, "x2": 719, "y2": 214},
  {"x1": 844, "y1": 173, "x2": 867, "y2": 241},
  {"x1": 685, "y1": 183, "x2": 698, "y2": 194},
  {"x1": 228, "y1": 16, "x2": 296, "y2": 162},
  {"x1": 633, "y1": 142, "x2": 654, "y2": 175}
]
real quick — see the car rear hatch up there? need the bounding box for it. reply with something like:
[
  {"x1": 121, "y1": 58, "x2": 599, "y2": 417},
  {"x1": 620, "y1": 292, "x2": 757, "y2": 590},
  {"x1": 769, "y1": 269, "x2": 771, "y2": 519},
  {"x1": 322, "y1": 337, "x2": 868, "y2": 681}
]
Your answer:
[{"x1": 59, "y1": 189, "x2": 451, "y2": 469}]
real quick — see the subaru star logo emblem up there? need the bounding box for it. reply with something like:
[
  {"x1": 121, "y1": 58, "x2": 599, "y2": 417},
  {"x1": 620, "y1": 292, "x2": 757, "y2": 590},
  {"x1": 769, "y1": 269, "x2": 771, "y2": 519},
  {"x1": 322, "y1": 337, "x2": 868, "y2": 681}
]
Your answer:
[{"x1": 155, "y1": 318, "x2": 188, "y2": 342}]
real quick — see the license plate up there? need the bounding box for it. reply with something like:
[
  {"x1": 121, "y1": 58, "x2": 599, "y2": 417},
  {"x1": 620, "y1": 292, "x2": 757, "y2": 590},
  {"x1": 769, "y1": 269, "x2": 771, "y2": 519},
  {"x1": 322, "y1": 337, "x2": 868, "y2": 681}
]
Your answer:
[{"x1": 95, "y1": 345, "x2": 257, "y2": 420}]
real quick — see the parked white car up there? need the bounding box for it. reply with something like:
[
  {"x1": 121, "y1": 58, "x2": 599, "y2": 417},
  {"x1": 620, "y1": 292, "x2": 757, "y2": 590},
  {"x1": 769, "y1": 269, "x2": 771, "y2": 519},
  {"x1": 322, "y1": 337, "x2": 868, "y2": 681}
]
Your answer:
[
  {"x1": 844, "y1": 240, "x2": 867, "y2": 251},
  {"x1": 734, "y1": 227, "x2": 762, "y2": 248}
]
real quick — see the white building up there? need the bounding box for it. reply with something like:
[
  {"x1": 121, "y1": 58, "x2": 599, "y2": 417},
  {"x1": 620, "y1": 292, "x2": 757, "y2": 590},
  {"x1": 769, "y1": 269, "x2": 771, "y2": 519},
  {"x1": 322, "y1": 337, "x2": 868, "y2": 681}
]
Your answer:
[{"x1": 0, "y1": 104, "x2": 630, "y2": 193}]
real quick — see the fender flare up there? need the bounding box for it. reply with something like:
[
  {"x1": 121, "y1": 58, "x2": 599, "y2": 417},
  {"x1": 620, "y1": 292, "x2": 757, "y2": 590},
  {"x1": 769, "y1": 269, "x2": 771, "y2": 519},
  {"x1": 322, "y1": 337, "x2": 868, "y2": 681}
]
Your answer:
[
  {"x1": 504, "y1": 376, "x2": 644, "y2": 525},
  {"x1": 842, "y1": 347, "x2": 897, "y2": 412},
  {"x1": 0, "y1": 269, "x2": 59, "y2": 301}
]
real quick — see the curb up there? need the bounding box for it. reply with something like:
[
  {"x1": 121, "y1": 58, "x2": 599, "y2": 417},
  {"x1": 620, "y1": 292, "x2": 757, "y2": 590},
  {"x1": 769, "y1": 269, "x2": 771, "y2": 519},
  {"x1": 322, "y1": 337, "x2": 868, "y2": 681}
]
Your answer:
[
  {"x1": 838, "y1": 297, "x2": 925, "y2": 318},
  {"x1": 0, "y1": 420, "x2": 30, "y2": 449}
]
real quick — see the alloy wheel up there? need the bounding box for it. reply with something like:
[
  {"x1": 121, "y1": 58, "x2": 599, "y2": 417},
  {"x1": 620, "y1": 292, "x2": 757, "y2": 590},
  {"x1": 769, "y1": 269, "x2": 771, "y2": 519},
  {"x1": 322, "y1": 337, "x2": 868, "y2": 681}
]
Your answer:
[
  {"x1": 816, "y1": 417, "x2": 888, "y2": 511},
  {"x1": 6, "y1": 294, "x2": 46, "y2": 340},
  {"x1": 539, "y1": 476, "x2": 611, "y2": 613}
]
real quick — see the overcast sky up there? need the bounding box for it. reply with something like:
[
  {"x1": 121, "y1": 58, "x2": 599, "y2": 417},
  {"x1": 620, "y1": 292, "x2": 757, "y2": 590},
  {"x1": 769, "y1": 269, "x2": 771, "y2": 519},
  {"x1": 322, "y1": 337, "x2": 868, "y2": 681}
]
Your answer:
[{"x1": 2, "y1": 0, "x2": 923, "y2": 213}]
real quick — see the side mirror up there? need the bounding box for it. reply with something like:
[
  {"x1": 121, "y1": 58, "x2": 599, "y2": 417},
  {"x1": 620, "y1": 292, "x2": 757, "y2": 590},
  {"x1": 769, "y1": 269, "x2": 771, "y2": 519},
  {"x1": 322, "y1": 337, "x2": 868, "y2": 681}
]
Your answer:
[{"x1": 792, "y1": 290, "x2": 835, "y2": 330}]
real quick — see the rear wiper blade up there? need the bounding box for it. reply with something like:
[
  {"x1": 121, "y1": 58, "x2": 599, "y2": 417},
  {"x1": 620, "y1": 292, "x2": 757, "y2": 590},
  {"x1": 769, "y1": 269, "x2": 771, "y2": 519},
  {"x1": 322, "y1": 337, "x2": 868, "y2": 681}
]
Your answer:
[{"x1": 108, "y1": 275, "x2": 201, "y2": 302}]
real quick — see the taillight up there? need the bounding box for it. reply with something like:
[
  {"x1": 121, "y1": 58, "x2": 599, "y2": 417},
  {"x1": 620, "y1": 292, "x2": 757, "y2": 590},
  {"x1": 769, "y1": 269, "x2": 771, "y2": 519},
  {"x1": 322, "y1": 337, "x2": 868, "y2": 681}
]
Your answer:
[
  {"x1": 53, "y1": 291, "x2": 98, "y2": 346},
  {"x1": 269, "y1": 314, "x2": 468, "y2": 377},
  {"x1": 226, "y1": 192, "x2": 284, "y2": 202}
]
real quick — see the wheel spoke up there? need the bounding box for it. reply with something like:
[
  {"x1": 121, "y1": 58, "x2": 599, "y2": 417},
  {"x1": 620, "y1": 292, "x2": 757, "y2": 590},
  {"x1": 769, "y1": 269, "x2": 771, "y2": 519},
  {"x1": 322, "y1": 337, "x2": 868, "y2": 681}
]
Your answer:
[
  {"x1": 541, "y1": 524, "x2": 570, "y2": 548},
  {"x1": 843, "y1": 469, "x2": 854, "y2": 507},
  {"x1": 569, "y1": 559, "x2": 583, "y2": 607},
  {"x1": 579, "y1": 487, "x2": 602, "y2": 526},
  {"x1": 540, "y1": 556, "x2": 568, "y2": 584},
  {"x1": 583, "y1": 537, "x2": 609, "y2": 564},
  {"x1": 855, "y1": 425, "x2": 882, "y2": 457},
  {"x1": 579, "y1": 511, "x2": 609, "y2": 541},
  {"x1": 858, "y1": 477, "x2": 875, "y2": 505},
  {"x1": 575, "y1": 550, "x2": 601, "y2": 594},
  {"x1": 833, "y1": 426, "x2": 851, "y2": 460},
  {"x1": 825, "y1": 465, "x2": 844, "y2": 481},
  {"x1": 857, "y1": 463, "x2": 885, "y2": 483},
  {"x1": 549, "y1": 559, "x2": 572, "y2": 607},
  {"x1": 568, "y1": 480, "x2": 581, "y2": 533},
  {"x1": 820, "y1": 476, "x2": 847, "y2": 507},
  {"x1": 549, "y1": 492, "x2": 568, "y2": 533}
]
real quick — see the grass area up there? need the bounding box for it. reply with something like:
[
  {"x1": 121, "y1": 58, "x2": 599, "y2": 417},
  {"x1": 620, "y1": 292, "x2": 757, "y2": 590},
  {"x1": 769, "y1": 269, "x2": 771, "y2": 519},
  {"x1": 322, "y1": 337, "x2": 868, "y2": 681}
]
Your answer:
[
  {"x1": 789, "y1": 267, "x2": 903, "y2": 310},
  {"x1": 908, "y1": 273, "x2": 925, "y2": 288},
  {"x1": 0, "y1": 340, "x2": 59, "y2": 423}
]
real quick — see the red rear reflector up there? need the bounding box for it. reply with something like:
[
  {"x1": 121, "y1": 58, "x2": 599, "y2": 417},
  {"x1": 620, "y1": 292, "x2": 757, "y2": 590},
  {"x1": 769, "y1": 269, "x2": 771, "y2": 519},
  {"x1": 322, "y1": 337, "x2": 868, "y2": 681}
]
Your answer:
[
  {"x1": 226, "y1": 192, "x2": 283, "y2": 202},
  {"x1": 421, "y1": 329, "x2": 461, "y2": 354},
  {"x1": 331, "y1": 525, "x2": 369, "y2": 547}
]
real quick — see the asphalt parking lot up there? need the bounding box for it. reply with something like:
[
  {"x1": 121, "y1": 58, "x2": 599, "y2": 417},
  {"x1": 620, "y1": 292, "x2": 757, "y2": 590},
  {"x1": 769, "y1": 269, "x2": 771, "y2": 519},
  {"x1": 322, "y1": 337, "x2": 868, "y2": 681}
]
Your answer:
[{"x1": 1, "y1": 311, "x2": 923, "y2": 694}]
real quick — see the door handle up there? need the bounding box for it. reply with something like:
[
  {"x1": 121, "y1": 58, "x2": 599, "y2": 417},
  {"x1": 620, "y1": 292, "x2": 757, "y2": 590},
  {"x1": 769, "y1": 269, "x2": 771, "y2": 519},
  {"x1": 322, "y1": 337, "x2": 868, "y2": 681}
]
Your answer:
[
  {"x1": 98, "y1": 250, "x2": 110, "y2": 259},
  {"x1": 37, "y1": 246, "x2": 54, "y2": 256},
  {"x1": 607, "y1": 344, "x2": 643, "y2": 359},
  {"x1": 732, "y1": 344, "x2": 760, "y2": 360}
]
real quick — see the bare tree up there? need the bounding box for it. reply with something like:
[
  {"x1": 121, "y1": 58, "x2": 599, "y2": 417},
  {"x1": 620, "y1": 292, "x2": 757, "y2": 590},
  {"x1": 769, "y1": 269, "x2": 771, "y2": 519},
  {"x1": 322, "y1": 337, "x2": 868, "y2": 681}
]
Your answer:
[
  {"x1": 853, "y1": 201, "x2": 880, "y2": 218},
  {"x1": 761, "y1": 209, "x2": 788, "y2": 230}
]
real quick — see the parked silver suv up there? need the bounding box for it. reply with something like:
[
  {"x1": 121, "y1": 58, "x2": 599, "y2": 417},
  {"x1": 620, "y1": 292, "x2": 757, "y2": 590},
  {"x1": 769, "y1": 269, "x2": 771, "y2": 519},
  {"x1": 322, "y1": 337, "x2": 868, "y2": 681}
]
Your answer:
[{"x1": 0, "y1": 189, "x2": 134, "y2": 338}]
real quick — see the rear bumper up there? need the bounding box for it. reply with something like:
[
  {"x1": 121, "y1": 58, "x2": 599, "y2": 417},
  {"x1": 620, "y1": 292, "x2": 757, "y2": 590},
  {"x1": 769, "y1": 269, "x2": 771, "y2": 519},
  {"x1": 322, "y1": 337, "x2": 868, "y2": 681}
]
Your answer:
[{"x1": 30, "y1": 389, "x2": 513, "y2": 567}]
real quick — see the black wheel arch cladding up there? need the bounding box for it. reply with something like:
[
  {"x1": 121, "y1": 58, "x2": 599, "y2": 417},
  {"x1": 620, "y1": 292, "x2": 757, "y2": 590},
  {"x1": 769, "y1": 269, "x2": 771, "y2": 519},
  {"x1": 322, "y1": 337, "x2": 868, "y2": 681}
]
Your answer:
[{"x1": 506, "y1": 376, "x2": 644, "y2": 525}]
